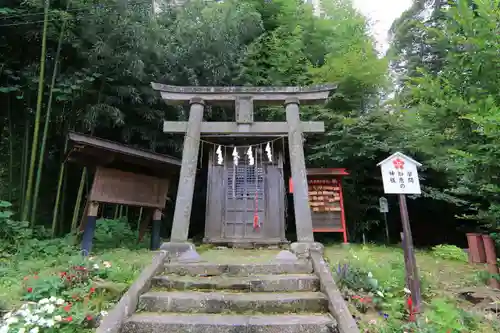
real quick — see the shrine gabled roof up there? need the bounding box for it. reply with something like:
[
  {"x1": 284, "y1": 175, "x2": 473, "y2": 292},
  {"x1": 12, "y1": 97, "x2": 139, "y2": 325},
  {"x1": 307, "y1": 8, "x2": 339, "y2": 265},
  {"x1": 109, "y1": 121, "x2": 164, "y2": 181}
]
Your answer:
[
  {"x1": 66, "y1": 131, "x2": 181, "y2": 177},
  {"x1": 376, "y1": 152, "x2": 422, "y2": 167},
  {"x1": 151, "y1": 83, "x2": 338, "y2": 105}
]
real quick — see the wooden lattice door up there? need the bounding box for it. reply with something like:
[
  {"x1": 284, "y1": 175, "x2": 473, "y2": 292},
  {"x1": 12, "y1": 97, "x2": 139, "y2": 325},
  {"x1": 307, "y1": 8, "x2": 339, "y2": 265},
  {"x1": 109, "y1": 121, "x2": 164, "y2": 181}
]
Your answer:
[{"x1": 223, "y1": 158, "x2": 266, "y2": 239}]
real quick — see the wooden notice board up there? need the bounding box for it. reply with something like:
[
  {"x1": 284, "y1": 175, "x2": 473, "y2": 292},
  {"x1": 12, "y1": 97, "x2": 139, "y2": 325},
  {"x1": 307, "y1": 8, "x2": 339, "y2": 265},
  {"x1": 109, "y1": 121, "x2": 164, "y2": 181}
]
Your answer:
[
  {"x1": 90, "y1": 167, "x2": 170, "y2": 209},
  {"x1": 289, "y1": 168, "x2": 349, "y2": 243}
]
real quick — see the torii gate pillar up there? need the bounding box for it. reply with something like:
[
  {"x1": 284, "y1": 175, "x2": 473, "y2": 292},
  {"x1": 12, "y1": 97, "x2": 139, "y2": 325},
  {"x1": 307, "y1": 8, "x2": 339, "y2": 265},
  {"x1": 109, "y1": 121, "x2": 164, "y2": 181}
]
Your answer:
[{"x1": 152, "y1": 84, "x2": 336, "y2": 254}]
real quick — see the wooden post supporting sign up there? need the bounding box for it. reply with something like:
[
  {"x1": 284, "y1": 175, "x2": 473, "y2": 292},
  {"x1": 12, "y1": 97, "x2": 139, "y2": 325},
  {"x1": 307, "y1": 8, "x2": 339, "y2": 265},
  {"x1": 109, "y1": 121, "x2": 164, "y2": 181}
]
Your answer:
[{"x1": 377, "y1": 152, "x2": 422, "y2": 312}]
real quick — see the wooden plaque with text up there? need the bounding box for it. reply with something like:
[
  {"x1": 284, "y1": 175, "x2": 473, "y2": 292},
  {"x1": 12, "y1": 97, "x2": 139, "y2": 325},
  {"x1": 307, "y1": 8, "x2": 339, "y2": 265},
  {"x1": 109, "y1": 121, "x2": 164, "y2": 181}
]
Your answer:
[{"x1": 89, "y1": 167, "x2": 169, "y2": 208}]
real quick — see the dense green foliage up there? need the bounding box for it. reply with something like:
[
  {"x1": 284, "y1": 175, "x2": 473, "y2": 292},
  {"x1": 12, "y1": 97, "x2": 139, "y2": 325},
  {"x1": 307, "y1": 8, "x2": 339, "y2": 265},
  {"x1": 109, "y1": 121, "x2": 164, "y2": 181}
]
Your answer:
[
  {"x1": 0, "y1": 0, "x2": 499, "y2": 242},
  {"x1": 390, "y1": 0, "x2": 500, "y2": 230},
  {"x1": 0, "y1": 0, "x2": 392, "y2": 240}
]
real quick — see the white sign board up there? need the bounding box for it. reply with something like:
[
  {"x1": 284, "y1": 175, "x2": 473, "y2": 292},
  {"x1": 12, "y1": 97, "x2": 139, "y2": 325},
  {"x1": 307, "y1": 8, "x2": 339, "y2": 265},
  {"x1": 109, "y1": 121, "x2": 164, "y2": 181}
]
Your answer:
[
  {"x1": 377, "y1": 152, "x2": 422, "y2": 195},
  {"x1": 379, "y1": 197, "x2": 389, "y2": 213}
]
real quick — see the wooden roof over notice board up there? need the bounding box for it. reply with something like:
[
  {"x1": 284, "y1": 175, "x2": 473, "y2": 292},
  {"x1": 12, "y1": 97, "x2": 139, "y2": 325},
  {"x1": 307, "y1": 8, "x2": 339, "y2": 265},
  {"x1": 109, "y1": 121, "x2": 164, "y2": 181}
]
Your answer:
[{"x1": 66, "y1": 131, "x2": 181, "y2": 178}]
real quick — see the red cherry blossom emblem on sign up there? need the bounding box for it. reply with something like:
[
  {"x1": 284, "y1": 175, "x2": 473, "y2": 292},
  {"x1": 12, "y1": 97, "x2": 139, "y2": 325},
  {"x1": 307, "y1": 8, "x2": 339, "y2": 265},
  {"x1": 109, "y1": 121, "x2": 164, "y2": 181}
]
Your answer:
[{"x1": 392, "y1": 158, "x2": 405, "y2": 169}]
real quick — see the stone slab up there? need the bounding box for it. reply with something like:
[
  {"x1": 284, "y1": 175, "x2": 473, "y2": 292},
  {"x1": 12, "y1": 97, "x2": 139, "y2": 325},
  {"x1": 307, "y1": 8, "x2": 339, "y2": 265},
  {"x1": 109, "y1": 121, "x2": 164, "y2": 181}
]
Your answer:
[
  {"x1": 290, "y1": 242, "x2": 325, "y2": 259},
  {"x1": 138, "y1": 291, "x2": 328, "y2": 314},
  {"x1": 200, "y1": 248, "x2": 281, "y2": 264},
  {"x1": 160, "y1": 242, "x2": 196, "y2": 255},
  {"x1": 274, "y1": 250, "x2": 298, "y2": 262},
  {"x1": 152, "y1": 274, "x2": 319, "y2": 292},
  {"x1": 176, "y1": 248, "x2": 203, "y2": 263},
  {"x1": 162, "y1": 262, "x2": 313, "y2": 276},
  {"x1": 122, "y1": 313, "x2": 337, "y2": 333},
  {"x1": 310, "y1": 252, "x2": 360, "y2": 333}
]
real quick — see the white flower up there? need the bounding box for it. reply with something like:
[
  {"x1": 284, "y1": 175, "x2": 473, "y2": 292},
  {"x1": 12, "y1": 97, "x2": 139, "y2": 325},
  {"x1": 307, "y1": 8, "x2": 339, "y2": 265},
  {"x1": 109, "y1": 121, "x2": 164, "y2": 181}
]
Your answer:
[
  {"x1": 43, "y1": 319, "x2": 54, "y2": 328},
  {"x1": 0, "y1": 325, "x2": 9, "y2": 333},
  {"x1": 404, "y1": 287, "x2": 411, "y2": 294},
  {"x1": 49, "y1": 296, "x2": 57, "y2": 303},
  {"x1": 3, "y1": 312, "x2": 12, "y2": 319},
  {"x1": 38, "y1": 298, "x2": 49, "y2": 305},
  {"x1": 29, "y1": 327, "x2": 39, "y2": 333},
  {"x1": 53, "y1": 315, "x2": 62, "y2": 322},
  {"x1": 19, "y1": 328, "x2": 26, "y2": 333},
  {"x1": 55, "y1": 298, "x2": 64, "y2": 305},
  {"x1": 100, "y1": 311, "x2": 108, "y2": 317},
  {"x1": 376, "y1": 290, "x2": 384, "y2": 297},
  {"x1": 89, "y1": 256, "x2": 95, "y2": 261},
  {"x1": 367, "y1": 272, "x2": 373, "y2": 278},
  {"x1": 103, "y1": 261, "x2": 112, "y2": 268},
  {"x1": 6, "y1": 316, "x2": 19, "y2": 324},
  {"x1": 93, "y1": 264, "x2": 99, "y2": 270},
  {"x1": 44, "y1": 304, "x2": 55, "y2": 314}
]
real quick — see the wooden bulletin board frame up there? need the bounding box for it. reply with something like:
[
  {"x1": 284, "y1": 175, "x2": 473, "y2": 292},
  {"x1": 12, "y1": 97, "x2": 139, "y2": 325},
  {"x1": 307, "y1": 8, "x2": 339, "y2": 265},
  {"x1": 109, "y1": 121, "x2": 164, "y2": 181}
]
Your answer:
[
  {"x1": 289, "y1": 168, "x2": 349, "y2": 243},
  {"x1": 89, "y1": 167, "x2": 170, "y2": 209}
]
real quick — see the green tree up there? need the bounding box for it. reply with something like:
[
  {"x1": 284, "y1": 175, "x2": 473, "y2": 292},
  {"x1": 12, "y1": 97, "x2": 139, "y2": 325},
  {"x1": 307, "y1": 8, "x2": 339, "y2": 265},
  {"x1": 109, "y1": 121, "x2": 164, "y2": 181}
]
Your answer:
[{"x1": 394, "y1": 0, "x2": 500, "y2": 228}]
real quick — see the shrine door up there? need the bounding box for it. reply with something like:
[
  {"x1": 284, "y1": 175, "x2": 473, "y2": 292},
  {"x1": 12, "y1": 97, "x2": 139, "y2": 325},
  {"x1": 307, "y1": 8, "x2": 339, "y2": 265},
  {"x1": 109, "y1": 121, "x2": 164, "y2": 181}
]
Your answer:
[{"x1": 223, "y1": 158, "x2": 266, "y2": 239}]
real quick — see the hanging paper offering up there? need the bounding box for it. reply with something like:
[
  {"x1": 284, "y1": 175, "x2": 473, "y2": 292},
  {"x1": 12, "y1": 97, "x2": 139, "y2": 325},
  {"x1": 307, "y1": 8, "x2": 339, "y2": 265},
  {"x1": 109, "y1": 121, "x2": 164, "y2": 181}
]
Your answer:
[
  {"x1": 216, "y1": 145, "x2": 223, "y2": 165},
  {"x1": 265, "y1": 142, "x2": 272, "y2": 162},
  {"x1": 232, "y1": 147, "x2": 239, "y2": 166},
  {"x1": 246, "y1": 146, "x2": 254, "y2": 166}
]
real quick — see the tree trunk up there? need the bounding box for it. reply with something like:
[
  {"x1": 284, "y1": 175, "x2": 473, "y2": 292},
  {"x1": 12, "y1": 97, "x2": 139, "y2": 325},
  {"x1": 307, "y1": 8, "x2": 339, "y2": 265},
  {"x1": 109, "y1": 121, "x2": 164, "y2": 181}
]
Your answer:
[
  {"x1": 7, "y1": 95, "x2": 13, "y2": 203},
  {"x1": 20, "y1": 118, "x2": 30, "y2": 215},
  {"x1": 31, "y1": 0, "x2": 71, "y2": 221},
  {"x1": 23, "y1": 0, "x2": 51, "y2": 223},
  {"x1": 137, "y1": 207, "x2": 144, "y2": 233},
  {"x1": 71, "y1": 167, "x2": 87, "y2": 234},
  {"x1": 51, "y1": 132, "x2": 69, "y2": 237}
]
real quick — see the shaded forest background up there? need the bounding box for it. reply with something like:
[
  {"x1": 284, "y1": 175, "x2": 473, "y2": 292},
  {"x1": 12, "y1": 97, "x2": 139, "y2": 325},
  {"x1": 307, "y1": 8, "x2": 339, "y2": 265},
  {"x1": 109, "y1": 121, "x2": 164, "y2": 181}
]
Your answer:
[{"x1": 0, "y1": 0, "x2": 499, "y2": 247}]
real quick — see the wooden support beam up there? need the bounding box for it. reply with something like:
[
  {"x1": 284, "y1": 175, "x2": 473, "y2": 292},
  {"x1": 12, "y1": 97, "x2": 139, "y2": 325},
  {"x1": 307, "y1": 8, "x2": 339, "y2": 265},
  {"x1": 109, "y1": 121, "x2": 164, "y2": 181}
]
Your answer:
[{"x1": 163, "y1": 121, "x2": 325, "y2": 134}]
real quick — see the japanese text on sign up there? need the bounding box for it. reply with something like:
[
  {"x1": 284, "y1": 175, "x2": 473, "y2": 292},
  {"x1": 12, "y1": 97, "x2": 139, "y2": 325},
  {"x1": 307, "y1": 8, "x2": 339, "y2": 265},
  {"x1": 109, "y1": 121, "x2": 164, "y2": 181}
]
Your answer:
[{"x1": 378, "y1": 153, "x2": 421, "y2": 195}]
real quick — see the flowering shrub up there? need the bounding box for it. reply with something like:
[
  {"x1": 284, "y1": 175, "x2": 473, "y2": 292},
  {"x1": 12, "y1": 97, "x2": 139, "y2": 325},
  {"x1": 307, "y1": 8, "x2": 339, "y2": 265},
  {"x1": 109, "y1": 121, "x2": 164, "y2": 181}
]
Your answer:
[
  {"x1": 0, "y1": 296, "x2": 107, "y2": 333},
  {"x1": 22, "y1": 258, "x2": 113, "y2": 303},
  {"x1": 2, "y1": 257, "x2": 115, "y2": 332}
]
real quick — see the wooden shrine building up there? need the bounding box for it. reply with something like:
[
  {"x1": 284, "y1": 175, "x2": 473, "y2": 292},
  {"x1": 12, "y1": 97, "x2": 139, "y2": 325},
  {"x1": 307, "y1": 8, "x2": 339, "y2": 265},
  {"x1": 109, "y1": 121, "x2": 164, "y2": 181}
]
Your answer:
[
  {"x1": 152, "y1": 84, "x2": 337, "y2": 246},
  {"x1": 66, "y1": 132, "x2": 181, "y2": 254}
]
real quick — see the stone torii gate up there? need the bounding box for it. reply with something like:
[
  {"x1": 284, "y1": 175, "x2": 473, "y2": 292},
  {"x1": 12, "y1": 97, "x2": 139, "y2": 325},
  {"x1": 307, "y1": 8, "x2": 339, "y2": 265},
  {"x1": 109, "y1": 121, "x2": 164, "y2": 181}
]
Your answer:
[{"x1": 152, "y1": 84, "x2": 336, "y2": 253}]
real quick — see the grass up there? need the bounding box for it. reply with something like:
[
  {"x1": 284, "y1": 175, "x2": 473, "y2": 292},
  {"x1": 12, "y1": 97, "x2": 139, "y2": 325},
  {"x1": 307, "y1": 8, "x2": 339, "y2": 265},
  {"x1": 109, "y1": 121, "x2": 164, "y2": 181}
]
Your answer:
[
  {"x1": 325, "y1": 244, "x2": 481, "y2": 294},
  {"x1": 324, "y1": 244, "x2": 500, "y2": 332},
  {"x1": 2, "y1": 241, "x2": 499, "y2": 332},
  {"x1": 0, "y1": 247, "x2": 153, "y2": 311}
]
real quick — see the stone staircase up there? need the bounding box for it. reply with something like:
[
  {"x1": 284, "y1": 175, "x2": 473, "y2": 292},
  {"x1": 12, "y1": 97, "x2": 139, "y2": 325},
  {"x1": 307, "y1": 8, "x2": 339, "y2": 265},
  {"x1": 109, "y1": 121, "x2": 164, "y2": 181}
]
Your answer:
[{"x1": 120, "y1": 260, "x2": 339, "y2": 333}]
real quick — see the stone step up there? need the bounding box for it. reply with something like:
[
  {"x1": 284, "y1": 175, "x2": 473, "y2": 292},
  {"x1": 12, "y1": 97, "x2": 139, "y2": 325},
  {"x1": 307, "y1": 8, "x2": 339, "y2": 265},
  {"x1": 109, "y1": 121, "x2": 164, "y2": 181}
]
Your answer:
[
  {"x1": 122, "y1": 313, "x2": 337, "y2": 333},
  {"x1": 152, "y1": 273, "x2": 320, "y2": 292},
  {"x1": 163, "y1": 261, "x2": 313, "y2": 276},
  {"x1": 138, "y1": 291, "x2": 328, "y2": 314}
]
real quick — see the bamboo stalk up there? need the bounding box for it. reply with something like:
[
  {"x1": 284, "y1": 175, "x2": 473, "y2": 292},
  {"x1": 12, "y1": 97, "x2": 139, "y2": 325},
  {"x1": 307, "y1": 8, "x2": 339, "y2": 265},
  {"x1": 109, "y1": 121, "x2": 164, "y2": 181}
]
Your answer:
[
  {"x1": 7, "y1": 95, "x2": 13, "y2": 202},
  {"x1": 31, "y1": 0, "x2": 71, "y2": 221},
  {"x1": 51, "y1": 162, "x2": 66, "y2": 237},
  {"x1": 71, "y1": 167, "x2": 87, "y2": 233},
  {"x1": 51, "y1": 134, "x2": 69, "y2": 237},
  {"x1": 59, "y1": 165, "x2": 68, "y2": 231},
  {"x1": 136, "y1": 207, "x2": 144, "y2": 233},
  {"x1": 23, "y1": 0, "x2": 51, "y2": 223},
  {"x1": 113, "y1": 205, "x2": 119, "y2": 219},
  {"x1": 20, "y1": 118, "x2": 30, "y2": 214}
]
